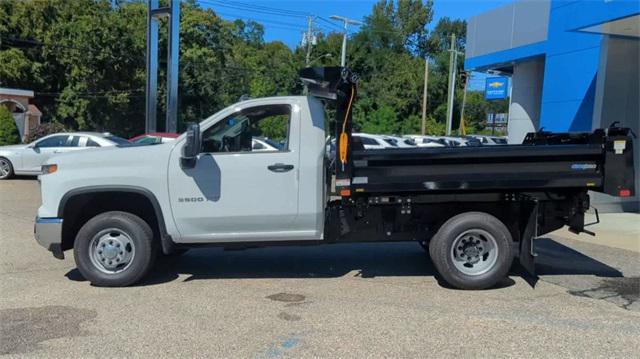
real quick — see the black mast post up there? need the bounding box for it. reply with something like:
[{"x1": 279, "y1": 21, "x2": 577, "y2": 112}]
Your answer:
[{"x1": 299, "y1": 66, "x2": 358, "y2": 198}]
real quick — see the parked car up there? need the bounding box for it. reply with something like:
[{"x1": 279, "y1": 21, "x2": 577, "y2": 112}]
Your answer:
[
  {"x1": 352, "y1": 133, "x2": 399, "y2": 150},
  {"x1": 395, "y1": 136, "x2": 417, "y2": 148},
  {"x1": 404, "y1": 135, "x2": 447, "y2": 148},
  {"x1": 252, "y1": 137, "x2": 283, "y2": 152},
  {"x1": 467, "y1": 135, "x2": 508, "y2": 145},
  {"x1": 129, "y1": 132, "x2": 179, "y2": 145},
  {"x1": 0, "y1": 132, "x2": 129, "y2": 179},
  {"x1": 384, "y1": 135, "x2": 417, "y2": 148},
  {"x1": 438, "y1": 136, "x2": 484, "y2": 147}
]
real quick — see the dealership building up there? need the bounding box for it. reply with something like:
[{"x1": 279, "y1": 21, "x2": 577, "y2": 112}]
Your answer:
[{"x1": 465, "y1": 0, "x2": 639, "y2": 212}]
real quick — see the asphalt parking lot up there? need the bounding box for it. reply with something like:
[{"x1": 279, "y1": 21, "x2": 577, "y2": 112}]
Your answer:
[{"x1": 1, "y1": 178, "x2": 639, "y2": 357}]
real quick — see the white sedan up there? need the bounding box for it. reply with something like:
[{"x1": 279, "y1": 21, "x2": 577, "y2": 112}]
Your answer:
[
  {"x1": 0, "y1": 132, "x2": 130, "y2": 179},
  {"x1": 252, "y1": 137, "x2": 283, "y2": 152},
  {"x1": 405, "y1": 135, "x2": 447, "y2": 148},
  {"x1": 353, "y1": 133, "x2": 400, "y2": 150}
]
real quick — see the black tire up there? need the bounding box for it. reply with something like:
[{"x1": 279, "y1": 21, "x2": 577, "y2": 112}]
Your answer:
[
  {"x1": 0, "y1": 157, "x2": 14, "y2": 180},
  {"x1": 73, "y1": 211, "x2": 157, "y2": 287},
  {"x1": 429, "y1": 212, "x2": 513, "y2": 290}
]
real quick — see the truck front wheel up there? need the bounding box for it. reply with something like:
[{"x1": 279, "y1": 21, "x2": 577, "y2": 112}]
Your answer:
[
  {"x1": 429, "y1": 212, "x2": 513, "y2": 290},
  {"x1": 73, "y1": 211, "x2": 157, "y2": 287}
]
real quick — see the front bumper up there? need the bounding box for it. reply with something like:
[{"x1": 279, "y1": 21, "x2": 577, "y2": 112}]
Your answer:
[{"x1": 34, "y1": 217, "x2": 64, "y2": 259}]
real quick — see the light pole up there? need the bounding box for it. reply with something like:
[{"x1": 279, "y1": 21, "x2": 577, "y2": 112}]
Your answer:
[
  {"x1": 329, "y1": 15, "x2": 362, "y2": 67},
  {"x1": 445, "y1": 33, "x2": 464, "y2": 136},
  {"x1": 421, "y1": 56, "x2": 429, "y2": 135}
]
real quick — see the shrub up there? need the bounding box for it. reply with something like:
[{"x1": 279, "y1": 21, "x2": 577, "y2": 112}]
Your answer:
[
  {"x1": 0, "y1": 105, "x2": 21, "y2": 145},
  {"x1": 26, "y1": 122, "x2": 68, "y2": 143}
]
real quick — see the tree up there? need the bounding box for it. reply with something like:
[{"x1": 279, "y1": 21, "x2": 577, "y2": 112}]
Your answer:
[
  {"x1": 0, "y1": 106, "x2": 20, "y2": 145},
  {"x1": 0, "y1": 0, "x2": 500, "y2": 139},
  {"x1": 25, "y1": 122, "x2": 68, "y2": 142}
]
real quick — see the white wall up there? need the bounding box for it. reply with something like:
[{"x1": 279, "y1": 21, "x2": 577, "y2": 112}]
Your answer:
[{"x1": 507, "y1": 58, "x2": 545, "y2": 144}]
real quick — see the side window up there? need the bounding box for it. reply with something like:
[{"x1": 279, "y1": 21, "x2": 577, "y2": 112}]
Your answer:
[
  {"x1": 86, "y1": 138, "x2": 101, "y2": 147},
  {"x1": 67, "y1": 136, "x2": 80, "y2": 147},
  {"x1": 36, "y1": 135, "x2": 69, "y2": 148},
  {"x1": 201, "y1": 104, "x2": 290, "y2": 153}
]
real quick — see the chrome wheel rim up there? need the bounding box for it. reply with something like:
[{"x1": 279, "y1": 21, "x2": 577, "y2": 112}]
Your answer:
[
  {"x1": 0, "y1": 159, "x2": 10, "y2": 178},
  {"x1": 88, "y1": 228, "x2": 136, "y2": 274},
  {"x1": 450, "y1": 229, "x2": 499, "y2": 276}
]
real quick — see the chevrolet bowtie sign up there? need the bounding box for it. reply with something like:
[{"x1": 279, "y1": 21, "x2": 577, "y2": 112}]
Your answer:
[{"x1": 485, "y1": 77, "x2": 509, "y2": 100}]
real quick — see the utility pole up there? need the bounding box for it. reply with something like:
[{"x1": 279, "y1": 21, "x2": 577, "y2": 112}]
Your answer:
[
  {"x1": 304, "y1": 16, "x2": 314, "y2": 67},
  {"x1": 445, "y1": 33, "x2": 457, "y2": 136},
  {"x1": 421, "y1": 56, "x2": 429, "y2": 135},
  {"x1": 459, "y1": 71, "x2": 469, "y2": 136},
  {"x1": 145, "y1": 0, "x2": 159, "y2": 133},
  {"x1": 146, "y1": 0, "x2": 180, "y2": 133},
  {"x1": 165, "y1": 0, "x2": 180, "y2": 133},
  {"x1": 330, "y1": 15, "x2": 362, "y2": 67}
]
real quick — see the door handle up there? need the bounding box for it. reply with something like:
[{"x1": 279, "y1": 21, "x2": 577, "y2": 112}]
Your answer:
[{"x1": 268, "y1": 163, "x2": 294, "y2": 172}]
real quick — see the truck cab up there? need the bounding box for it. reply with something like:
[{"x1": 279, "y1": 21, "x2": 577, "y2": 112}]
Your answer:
[{"x1": 166, "y1": 96, "x2": 327, "y2": 243}]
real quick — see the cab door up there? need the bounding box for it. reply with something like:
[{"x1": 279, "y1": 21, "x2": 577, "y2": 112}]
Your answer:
[{"x1": 167, "y1": 100, "x2": 307, "y2": 243}]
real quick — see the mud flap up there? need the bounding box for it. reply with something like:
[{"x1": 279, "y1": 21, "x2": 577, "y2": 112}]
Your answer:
[{"x1": 519, "y1": 201, "x2": 539, "y2": 287}]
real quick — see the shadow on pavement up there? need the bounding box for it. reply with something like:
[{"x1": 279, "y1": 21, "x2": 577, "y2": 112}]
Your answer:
[
  {"x1": 534, "y1": 237, "x2": 623, "y2": 277},
  {"x1": 65, "y1": 242, "x2": 514, "y2": 290},
  {"x1": 5, "y1": 175, "x2": 36, "y2": 181},
  {"x1": 64, "y1": 237, "x2": 623, "y2": 288}
]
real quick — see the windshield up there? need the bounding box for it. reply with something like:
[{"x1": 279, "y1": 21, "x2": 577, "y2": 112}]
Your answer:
[
  {"x1": 132, "y1": 136, "x2": 161, "y2": 145},
  {"x1": 108, "y1": 135, "x2": 132, "y2": 146},
  {"x1": 383, "y1": 138, "x2": 398, "y2": 147}
]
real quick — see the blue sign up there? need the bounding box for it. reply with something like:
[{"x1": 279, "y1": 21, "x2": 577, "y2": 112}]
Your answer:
[{"x1": 485, "y1": 77, "x2": 509, "y2": 100}]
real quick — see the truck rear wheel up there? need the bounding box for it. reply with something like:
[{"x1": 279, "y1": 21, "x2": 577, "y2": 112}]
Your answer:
[
  {"x1": 73, "y1": 211, "x2": 157, "y2": 287},
  {"x1": 429, "y1": 212, "x2": 513, "y2": 290}
]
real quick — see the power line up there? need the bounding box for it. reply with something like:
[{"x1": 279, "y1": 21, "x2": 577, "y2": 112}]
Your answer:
[
  {"x1": 213, "y1": 10, "x2": 305, "y2": 31},
  {"x1": 316, "y1": 16, "x2": 344, "y2": 32},
  {"x1": 212, "y1": 0, "x2": 310, "y2": 17},
  {"x1": 0, "y1": 36, "x2": 145, "y2": 62},
  {"x1": 196, "y1": 0, "x2": 308, "y2": 19}
]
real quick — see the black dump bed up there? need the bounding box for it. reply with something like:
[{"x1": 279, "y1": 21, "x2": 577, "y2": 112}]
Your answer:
[
  {"x1": 298, "y1": 66, "x2": 635, "y2": 199},
  {"x1": 350, "y1": 128, "x2": 635, "y2": 197}
]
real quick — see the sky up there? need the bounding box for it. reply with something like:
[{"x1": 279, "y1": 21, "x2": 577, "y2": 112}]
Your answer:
[{"x1": 197, "y1": 0, "x2": 513, "y2": 90}]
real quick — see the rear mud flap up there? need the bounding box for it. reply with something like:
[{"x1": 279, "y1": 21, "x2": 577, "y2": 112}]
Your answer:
[{"x1": 519, "y1": 201, "x2": 539, "y2": 287}]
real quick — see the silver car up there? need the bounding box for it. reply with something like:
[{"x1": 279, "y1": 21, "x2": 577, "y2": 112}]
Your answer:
[{"x1": 0, "y1": 132, "x2": 130, "y2": 179}]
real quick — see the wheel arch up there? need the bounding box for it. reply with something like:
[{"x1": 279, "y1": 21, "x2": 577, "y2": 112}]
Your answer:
[{"x1": 58, "y1": 186, "x2": 175, "y2": 254}]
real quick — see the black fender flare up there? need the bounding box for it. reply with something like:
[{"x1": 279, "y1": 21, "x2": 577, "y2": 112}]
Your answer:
[{"x1": 58, "y1": 185, "x2": 176, "y2": 254}]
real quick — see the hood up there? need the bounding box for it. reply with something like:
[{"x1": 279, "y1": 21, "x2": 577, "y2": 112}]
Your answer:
[
  {"x1": 0, "y1": 144, "x2": 29, "y2": 151},
  {"x1": 45, "y1": 141, "x2": 177, "y2": 168}
]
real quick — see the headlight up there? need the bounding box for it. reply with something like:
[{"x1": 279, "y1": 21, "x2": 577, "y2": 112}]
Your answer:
[{"x1": 41, "y1": 164, "x2": 58, "y2": 175}]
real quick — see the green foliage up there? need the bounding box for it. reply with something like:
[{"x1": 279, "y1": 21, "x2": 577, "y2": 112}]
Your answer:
[
  {"x1": 0, "y1": 106, "x2": 20, "y2": 145},
  {"x1": 0, "y1": 0, "x2": 504, "y2": 138},
  {"x1": 25, "y1": 122, "x2": 68, "y2": 143},
  {"x1": 257, "y1": 115, "x2": 288, "y2": 141},
  {"x1": 356, "y1": 105, "x2": 397, "y2": 134},
  {"x1": 461, "y1": 91, "x2": 509, "y2": 133}
]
